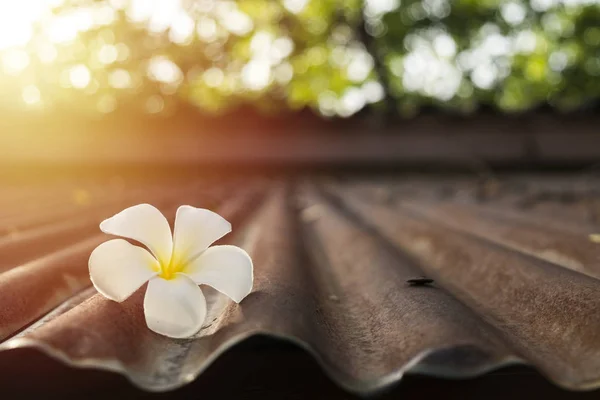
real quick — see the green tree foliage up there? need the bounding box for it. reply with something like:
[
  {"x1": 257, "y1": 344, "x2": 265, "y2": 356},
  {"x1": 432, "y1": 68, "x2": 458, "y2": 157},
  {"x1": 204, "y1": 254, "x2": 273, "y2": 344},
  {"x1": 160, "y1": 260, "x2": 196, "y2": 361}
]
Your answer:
[
  {"x1": 0, "y1": 0, "x2": 597, "y2": 118},
  {"x1": 376, "y1": 0, "x2": 600, "y2": 114}
]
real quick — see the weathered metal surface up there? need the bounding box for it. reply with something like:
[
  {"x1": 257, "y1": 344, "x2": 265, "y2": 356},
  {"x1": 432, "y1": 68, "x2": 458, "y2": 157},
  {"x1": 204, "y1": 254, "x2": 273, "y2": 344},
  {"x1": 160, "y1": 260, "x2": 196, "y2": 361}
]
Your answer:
[{"x1": 0, "y1": 174, "x2": 599, "y2": 394}]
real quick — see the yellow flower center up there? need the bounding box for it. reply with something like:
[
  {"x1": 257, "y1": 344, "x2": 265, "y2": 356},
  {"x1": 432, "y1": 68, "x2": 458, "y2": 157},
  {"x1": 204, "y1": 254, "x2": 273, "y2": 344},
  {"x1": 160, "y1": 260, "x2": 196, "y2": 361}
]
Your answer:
[{"x1": 158, "y1": 259, "x2": 185, "y2": 280}]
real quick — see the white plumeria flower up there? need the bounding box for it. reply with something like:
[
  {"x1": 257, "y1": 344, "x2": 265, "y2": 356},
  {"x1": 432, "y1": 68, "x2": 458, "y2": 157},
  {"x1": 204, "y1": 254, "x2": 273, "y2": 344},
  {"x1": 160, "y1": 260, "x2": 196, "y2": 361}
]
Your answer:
[{"x1": 88, "y1": 204, "x2": 253, "y2": 338}]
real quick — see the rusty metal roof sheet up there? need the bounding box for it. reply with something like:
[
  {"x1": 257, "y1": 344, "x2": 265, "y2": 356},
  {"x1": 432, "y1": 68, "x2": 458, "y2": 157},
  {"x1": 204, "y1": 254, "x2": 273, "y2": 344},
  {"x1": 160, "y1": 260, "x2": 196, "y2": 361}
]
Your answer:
[{"x1": 1, "y1": 174, "x2": 600, "y2": 394}]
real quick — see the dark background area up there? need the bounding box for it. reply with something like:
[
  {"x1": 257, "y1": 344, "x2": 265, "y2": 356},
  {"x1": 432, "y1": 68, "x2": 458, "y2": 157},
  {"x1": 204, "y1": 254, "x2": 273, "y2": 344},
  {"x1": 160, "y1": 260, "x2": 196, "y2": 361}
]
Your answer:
[{"x1": 3, "y1": 337, "x2": 600, "y2": 400}]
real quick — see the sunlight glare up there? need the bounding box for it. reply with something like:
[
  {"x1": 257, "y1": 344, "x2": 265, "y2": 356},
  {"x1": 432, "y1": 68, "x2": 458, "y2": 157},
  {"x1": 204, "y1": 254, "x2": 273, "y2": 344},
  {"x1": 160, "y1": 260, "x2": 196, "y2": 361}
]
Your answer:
[
  {"x1": 46, "y1": 15, "x2": 80, "y2": 44},
  {"x1": 0, "y1": 1, "x2": 48, "y2": 50}
]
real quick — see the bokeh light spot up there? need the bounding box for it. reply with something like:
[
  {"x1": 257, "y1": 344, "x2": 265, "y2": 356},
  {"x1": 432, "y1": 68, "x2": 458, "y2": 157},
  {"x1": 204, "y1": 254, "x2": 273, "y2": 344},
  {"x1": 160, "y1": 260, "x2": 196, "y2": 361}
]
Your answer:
[
  {"x1": 147, "y1": 56, "x2": 183, "y2": 84},
  {"x1": 22, "y1": 85, "x2": 41, "y2": 105},
  {"x1": 145, "y1": 94, "x2": 165, "y2": 113},
  {"x1": 98, "y1": 44, "x2": 118, "y2": 64},
  {"x1": 242, "y1": 60, "x2": 271, "y2": 91},
  {"x1": 283, "y1": 0, "x2": 309, "y2": 14},
  {"x1": 69, "y1": 64, "x2": 91, "y2": 89},
  {"x1": 2, "y1": 50, "x2": 30, "y2": 75},
  {"x1": 97, "y1": 94, "x2": 117, "y2": 113},
  {"x1": 109, "y1": 69, "x2": 132, "y2": 89},
  {"x1": 203, "y1": 67, "x2": 224, "y2": 88}
]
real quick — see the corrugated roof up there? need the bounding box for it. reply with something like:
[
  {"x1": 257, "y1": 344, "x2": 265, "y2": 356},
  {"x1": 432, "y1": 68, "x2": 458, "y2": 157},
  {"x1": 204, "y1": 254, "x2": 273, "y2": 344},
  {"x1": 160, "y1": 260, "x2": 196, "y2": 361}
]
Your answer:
[{"x1": 1, "y1": 174, "x2": 600, "y2": 394}]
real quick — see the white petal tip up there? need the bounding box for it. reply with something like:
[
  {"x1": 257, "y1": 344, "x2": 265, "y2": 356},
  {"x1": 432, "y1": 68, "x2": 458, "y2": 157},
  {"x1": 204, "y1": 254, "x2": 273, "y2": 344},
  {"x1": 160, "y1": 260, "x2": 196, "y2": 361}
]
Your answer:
[
  {"x1": 185, "y1": 245, "x2": 253, "y2": 304},
  {"x1": 96, "y1": 204, "x2": 173, "y2": 266},
  {"x1": 89, "y1": 277, "x2": 124, "y2": 302},
  {"x1": 145, "y1": 321, "x2": 203, "y2": 339},
  {"x1": 88, "y1": 239, "x2": 158, "y2": 303},
  {"x1": 172, "y1": 206, "x2": 233, "y2": 263},
  {"x1": 143, "y1": 276, "x2": 207, "y2": 339}
]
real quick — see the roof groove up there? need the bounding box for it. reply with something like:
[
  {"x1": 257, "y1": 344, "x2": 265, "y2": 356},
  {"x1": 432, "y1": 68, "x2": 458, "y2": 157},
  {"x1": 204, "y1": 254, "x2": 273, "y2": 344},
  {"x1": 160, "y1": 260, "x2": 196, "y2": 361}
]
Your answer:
[
  {"x1": 2, "y1": 287, "x2": 97, "y2": 343},
  {"x1": 317, "y1": 184, "x2": 533, "y2": 345},
  {"x1": 443, "y1": 198, "x2": 600, "y2": 236},
  {"x1": 338, "y1": 185, "x2": 600, "y2": 389},
  {"x1": 298, "y1": 184, "x2": 519, "y2": 384},
  {"x1": 400, "y1": 201, "x2": 600, "y2": 280},
  {"x1": 0, "y1": 235, "x2": 105, "y2": 341}
]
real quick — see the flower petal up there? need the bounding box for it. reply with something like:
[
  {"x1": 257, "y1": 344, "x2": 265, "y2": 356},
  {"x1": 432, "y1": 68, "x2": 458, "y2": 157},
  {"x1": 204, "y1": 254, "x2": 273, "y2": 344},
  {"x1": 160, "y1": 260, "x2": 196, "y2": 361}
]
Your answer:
[
  {"x1": 171, "y1": 206, "x2": 232, "y2": 265},
  {"x1": 143, "y1": 275, "x2": 207, "y2": 338},
  {"x1": 89, "y1": 239, "x2": 159, "y2": 302},
  {"x1": 100, "y1": 204, "x2": 173, "y2": 266},
  {"x1": 183, "y1": 245, "x2": 253, "y2": 303}
]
